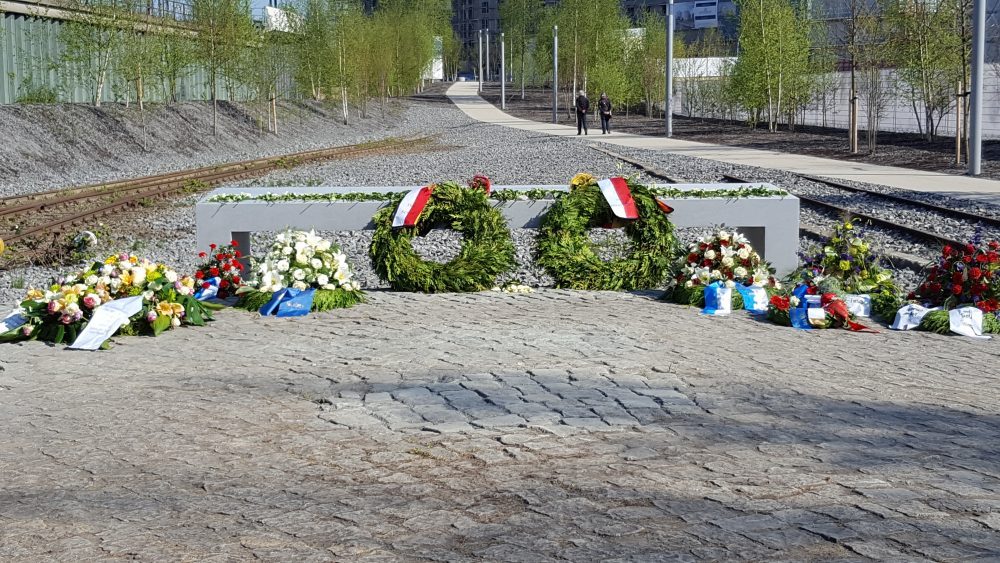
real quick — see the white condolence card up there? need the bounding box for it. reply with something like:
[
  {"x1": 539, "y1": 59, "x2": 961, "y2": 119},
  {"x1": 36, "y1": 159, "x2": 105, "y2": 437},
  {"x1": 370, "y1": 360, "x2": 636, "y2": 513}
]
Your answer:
[{"x1": 68, "y1": 296, "x2": 144, "y2": 350}]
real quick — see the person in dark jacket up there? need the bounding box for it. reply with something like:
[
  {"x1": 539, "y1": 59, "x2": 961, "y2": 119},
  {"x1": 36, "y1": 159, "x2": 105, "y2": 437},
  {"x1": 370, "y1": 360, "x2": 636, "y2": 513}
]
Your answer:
[
  {"x1": 575, "y1": 91, "x2": 590, "y2": 135},
  {"x1": 598, "y1": 92, "x2": 612, "y2": 134}
]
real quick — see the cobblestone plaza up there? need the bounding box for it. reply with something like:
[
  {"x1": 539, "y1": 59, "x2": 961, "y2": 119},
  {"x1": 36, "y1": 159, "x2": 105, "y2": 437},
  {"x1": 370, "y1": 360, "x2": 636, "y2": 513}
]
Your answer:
[{"x1": 2, "y1": 290, "x2": 999, "y2": 560}]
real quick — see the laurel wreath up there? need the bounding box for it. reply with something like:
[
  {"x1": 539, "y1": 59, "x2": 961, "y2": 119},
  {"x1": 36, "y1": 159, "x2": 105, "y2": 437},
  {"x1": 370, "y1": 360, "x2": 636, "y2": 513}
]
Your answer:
[
  {"x1": 535, "y1": 180, "x2": 678, "y2": 290},
  {"x1": 369, "y1": 181, "x2": 516, "y2": 292}
]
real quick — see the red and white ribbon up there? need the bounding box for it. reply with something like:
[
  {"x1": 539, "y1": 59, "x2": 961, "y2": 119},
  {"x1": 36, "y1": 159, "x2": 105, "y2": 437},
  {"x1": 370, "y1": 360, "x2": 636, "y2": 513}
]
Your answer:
[
  {"x1": 597, "y1": 177, "x2": 639, "y2": 220},
  {"x1": 392, "y1": 185, "x2": 434, "y2": 228}
]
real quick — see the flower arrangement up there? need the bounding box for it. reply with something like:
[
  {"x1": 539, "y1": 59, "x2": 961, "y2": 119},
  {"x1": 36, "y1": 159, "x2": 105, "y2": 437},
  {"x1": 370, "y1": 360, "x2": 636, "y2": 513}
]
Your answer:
[
  {"x1": 669, "y1": 229, "x2": 779, "y2": 307},
  {"x1": 237, "y1": 229, "x2": 364, "y2": 311},
  {"x1": 2, "y1": 254, "x2": 217, "y2": 345},
  {"x1": 194, "y1": 241, "x2": 244, "y2": 299},
  {"x1": 906, "y1": 236, "x2": 1000, "y2": 334},
  {"x1": 798, "y1": 220, "x2": 901, "y2": 319},
  {"x1": 766, "y1": 280, "x2": 875, "y2": 331},
  {"x1": 469, "y1": 174, "x2": 492, "y2": 194},
  {"x1": 910, "y1": 238, "x2": 1000, "y2": 312}
]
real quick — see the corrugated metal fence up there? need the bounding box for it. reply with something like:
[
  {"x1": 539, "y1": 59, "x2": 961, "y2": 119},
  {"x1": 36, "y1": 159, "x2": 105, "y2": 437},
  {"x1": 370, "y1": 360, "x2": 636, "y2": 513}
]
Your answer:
[{"x1": 0, "y1": 12, "x2": 279, "y2": 105}]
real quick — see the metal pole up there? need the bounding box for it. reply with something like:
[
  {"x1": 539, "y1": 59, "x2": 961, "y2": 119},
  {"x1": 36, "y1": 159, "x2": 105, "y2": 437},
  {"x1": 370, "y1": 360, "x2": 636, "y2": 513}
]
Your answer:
[
  {"x1": 486, "y1": 28, "x2": 491, "y2": 82},
  {"x1": 553, "y1": 25, "x2": 558, "y2": 124},
  {"x1": 501, "y1": 32, "x2": 506, "y2": 110},
  {"x1": 478, "y1": 29, "x2": 483, "y2": 93},
  {"x1": 968, "y1": 0, "x2": 985, "y2": 175},
  {"x1": 665, "y1": 0, "x2": 674, "y2": 137}
]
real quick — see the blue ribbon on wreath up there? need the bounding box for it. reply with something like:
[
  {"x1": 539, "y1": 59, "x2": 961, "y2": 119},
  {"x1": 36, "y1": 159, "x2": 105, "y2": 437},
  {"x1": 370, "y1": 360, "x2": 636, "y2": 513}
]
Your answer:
[{"x1": 259, "y1": 287, "x2": 316, "y2": 317}]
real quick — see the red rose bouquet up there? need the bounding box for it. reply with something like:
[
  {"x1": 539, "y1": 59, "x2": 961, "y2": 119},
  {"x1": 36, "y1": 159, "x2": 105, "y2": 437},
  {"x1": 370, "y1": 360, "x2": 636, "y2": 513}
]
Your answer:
[{"x1": 193, "y1": 241, "x2": 244, "y2": 299}]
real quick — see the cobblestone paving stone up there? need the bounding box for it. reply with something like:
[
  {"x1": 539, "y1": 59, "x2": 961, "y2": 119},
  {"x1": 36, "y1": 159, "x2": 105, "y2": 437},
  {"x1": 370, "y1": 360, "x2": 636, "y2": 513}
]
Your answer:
[{"x1": 2, "y1": 290, "x2": 1000, "y2": 561}]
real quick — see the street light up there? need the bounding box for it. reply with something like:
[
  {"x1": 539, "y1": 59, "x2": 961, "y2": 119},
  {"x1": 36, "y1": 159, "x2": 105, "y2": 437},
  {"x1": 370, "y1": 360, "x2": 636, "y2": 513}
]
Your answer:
[
  {"x1": 665, "y1": 0, "x2": 674, "y2": 137},
  {"x1": 969, "y1": 0, "x2": 985, "y2": 175},
  {"x1": 478, "y1": 29, "x2": 483, "y2": 93},
  {"x1": 552, "y1": 25, "x2": 558, "y2": 124}
]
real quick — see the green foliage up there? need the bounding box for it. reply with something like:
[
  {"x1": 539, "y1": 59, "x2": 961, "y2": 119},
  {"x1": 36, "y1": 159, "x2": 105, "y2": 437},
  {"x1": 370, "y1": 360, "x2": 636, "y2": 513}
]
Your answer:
[
  {"x1": 871, "y1": 290, "x2": 902, "y2": 321},
  {"x1": 15, "y1": 77, "x2": 58, "y2": 104},
  {"x1": 884, "y1": 0, "x2": 966, "y2": 141},
  {"x1": 536, "y1": 181, "x2": 678, "y2": 290},
  {"x1": 500, "y1": 0, "x2": 543, "y2": 94},
  {"x1": 369, "y1": 182, "x2": 516, "y2": 293},
  {"x1": 58, "y1": 0, "x2": 133, "y2": 106},
  {"x1": 191, "y1": 0, "x2": 256, "y2": 133},
  {"x1": 730, "y1": 0, "x2": 815, "y2": 131}
]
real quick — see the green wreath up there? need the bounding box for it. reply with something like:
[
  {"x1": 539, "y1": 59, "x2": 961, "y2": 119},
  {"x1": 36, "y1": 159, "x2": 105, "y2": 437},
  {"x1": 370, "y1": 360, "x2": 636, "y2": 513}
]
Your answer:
[
  {"x1": 370, "y1": 181, "x2": 516, "y2": 292},
  {"x1": 536, "y1": 179, "x2": 678, "y2": 290}
]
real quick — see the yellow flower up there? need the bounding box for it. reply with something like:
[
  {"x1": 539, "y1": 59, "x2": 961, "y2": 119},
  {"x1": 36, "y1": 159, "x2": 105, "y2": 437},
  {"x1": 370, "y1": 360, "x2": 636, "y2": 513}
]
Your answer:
[
  {"x1": 570, "y1": 173, "x2": 596, "y2": 191},
  {"x1": 104, "y1": 255, "x2": 117, "y2": 265},
  {"x1": 839, "y1": 260, "x2": 851, "y2": 271},
  {"x1": 120, "y1": 272, "x2": 133, "y2": 286},
  {"x1": 129, "y1": 256, "x2": 138, "y2": 265},
  {"x1": 155, "y1": 302, "x2": 175, "y2": 316},
  {"x1": 170, "y1": 303, "x2": 184, "y2": 316},
  {"x1": 843, "y1": 222, "x2": 854, "y2": 230},
  {"x1": 25, "y1": 288, "x2": 45, "y2": 300}
]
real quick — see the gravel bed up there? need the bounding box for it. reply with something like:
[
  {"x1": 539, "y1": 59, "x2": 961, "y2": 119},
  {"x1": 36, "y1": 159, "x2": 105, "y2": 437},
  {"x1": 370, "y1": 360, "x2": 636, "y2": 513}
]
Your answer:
[{"x1": 0, "y1": 92, "x2": 958, "y2": 311}]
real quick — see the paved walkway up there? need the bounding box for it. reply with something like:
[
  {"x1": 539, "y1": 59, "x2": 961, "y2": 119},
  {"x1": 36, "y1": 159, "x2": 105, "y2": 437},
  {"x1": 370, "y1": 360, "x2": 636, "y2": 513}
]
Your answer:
[
  {"x1": 448, "y1": 82, "x2": 1000, "y2": 203},
  {"x1": 2, "y1": 291, "x2": 999, "y2": 560}
]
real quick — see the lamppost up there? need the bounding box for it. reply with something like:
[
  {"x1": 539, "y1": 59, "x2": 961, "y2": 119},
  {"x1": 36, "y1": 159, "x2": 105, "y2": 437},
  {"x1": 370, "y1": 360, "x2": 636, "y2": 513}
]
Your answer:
[
  {"x1": 501, "y1": 32, "x2": 506, "y2": 110},
  {"x1": 478, "y1": 29, "x2": 483, "y2": 93},
  {"x1": 969, "y1": 0, "x2": 985, "y2": 175},
  {"x1": 486, "y1": 28, "x2": 491, "y2": 82},
  {"x1": 552, "y1": 25, "x2": 558, "y2": 123},
  {"x1": 665, "y1": 0, "x2": 674, "y2": 137}
]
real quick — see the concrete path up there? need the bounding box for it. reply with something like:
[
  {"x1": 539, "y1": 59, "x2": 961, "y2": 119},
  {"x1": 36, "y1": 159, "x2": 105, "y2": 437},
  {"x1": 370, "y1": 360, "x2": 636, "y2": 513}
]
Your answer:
[
  {"x1": 3, "y1": 291, "x2": 1000, "y2": 560},
  {"x1": 448, "y1": 82, "x2": 1000, "y2": 203}
]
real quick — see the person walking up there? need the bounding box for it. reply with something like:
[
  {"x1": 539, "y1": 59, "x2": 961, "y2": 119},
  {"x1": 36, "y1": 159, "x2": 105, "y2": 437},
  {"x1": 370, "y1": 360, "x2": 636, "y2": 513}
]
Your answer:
[
  {"x1": 598, "y1": 92, "x2": 612, "y2": 134},
  {"x1": 575, "y1": 91, "x2": 590, "y2": 135}
]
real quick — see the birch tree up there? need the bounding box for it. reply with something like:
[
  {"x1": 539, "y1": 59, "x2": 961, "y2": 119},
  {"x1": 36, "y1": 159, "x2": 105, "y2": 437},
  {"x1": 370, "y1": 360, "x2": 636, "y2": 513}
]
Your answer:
[{"x1": 191, "y1": 0, "x2": 255, "y2": 134}]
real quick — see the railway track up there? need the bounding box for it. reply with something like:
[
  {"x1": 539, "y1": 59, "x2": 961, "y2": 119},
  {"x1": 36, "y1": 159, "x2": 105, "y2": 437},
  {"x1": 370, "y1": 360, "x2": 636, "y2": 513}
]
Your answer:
[
  {"x1": 718, "y1": 173, "x2": 971, "y2": 252},
  {"x1": 0, "y1": 136, "x2": 435, "y2": 253}
]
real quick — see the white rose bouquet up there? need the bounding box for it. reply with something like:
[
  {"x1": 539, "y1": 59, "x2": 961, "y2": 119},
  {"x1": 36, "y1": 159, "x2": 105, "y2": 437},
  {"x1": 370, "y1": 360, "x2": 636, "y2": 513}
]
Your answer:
[
  {"x1": 668, "y1": 229, "x2": 780, "y2": 308},
  {"x1": 238, "y1": 229, "x2": 364, "y2": 312}
]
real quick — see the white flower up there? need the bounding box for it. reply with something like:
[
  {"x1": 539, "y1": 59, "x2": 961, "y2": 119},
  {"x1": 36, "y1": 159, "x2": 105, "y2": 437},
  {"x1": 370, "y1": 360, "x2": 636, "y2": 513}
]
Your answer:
[
  {"x1": 316, "y1": 239, "x2": 331, "y2": 251},
  {"x1": 710, "y1": 269, "x2": 722, "y2": 280},
  {"x1": 311, "y1": 258, "x2": 323, "y2": 269},
  {"x1": 737, "y1": 248, "x2": 751, "y2": 260},
  {"x1": 164, "y1": 270, "x2": 178, "y2": 283},
  {"x1": 316, "y1": 274, "x2": 329, "y2": 286},
  {"x1": 110, "y1": 277, "x2": 122, "y2": 289},
  {"x1": 118, "y1": 260, "x2": 131, "y2": 271},
  {"x1": 684, "y1": 280, "x2": 694, "y2": 288},
  {"x1": 350, "y1": 281, "x2": 361, "y2": 291},
  {"x1": 721, "y1": 256, "x2": 734, "y2": 267},
  {"x1": 695, "y1": 267, "x2": 711, "y2": 283},
  {"x1": 130, "y1": 267, "x2": 147, "y2": 285},
  {"x1": 85, "y1": 274, "x2": 99, "y2": 285},
  {"x1": 282, "y1": 246, "x2": 293, "y2": 255},
  {"x1": 142, "y1": 290, "x2": 154, "y2": 300},
  {"x1": 334, "y1": 268, "x2": 349, "y2": 284},
  {"x1": 101, "y1": 264, "x2": 115, "y2": 275},
  {"x1": 322, "y1": 284, "x2": 337, "y2": 290},
  {"x1": 170, "y1": 317, "x2": 181, "y2": 328},
  {"x1": 292, "y1": 269, "x2": 306, "y2": 281},
  {"x1": 724, "y1": 280, "x2": 735, "y2": 288},
  {"x1": 790, "y1": 296, "x2": 800, "y2": 307},
  {"x1": 292, "y1": 280, "x2": 308, "y2": 290},
  {"x1": 734, "y1": 266, "x2": 748, "y2": 278},
  {"x1": 704, "y1": 249, "x2": 717, "y2": 260},
  {"x1": 732, "y1": 232, "x2": 748, "y2": 244},
  {"x1": 276, "y1": 259, "x2": 290, "y2": 273},
  {"x1": 718, "y1": 230, "x2": 730, "y2": 241}
]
